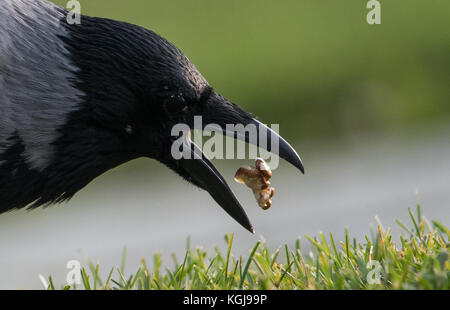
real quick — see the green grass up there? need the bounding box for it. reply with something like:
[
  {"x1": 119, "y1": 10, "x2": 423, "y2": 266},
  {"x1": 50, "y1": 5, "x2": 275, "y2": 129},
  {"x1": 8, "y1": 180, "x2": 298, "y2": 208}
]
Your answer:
[{"x1": 45, "y1": 205, "x2": 448, "y2": 290}]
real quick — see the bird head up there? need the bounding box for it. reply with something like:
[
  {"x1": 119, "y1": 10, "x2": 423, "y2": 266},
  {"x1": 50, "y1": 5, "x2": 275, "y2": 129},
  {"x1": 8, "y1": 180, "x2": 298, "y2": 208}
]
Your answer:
[{"x1": 2, "y1": 7, "x2": 303, "y2": 232}]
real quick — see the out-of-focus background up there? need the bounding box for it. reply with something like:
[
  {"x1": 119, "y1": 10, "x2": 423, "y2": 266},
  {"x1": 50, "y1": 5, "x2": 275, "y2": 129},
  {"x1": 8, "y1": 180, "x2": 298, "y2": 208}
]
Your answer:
[{"x1": 0, "y1": 0, "x2": 448, "y2": 289}]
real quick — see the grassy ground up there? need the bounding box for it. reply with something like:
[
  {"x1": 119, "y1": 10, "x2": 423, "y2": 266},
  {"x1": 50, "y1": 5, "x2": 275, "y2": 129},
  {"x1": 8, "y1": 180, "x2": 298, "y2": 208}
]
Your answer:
[{"x1": 44, "y1": 205, "x2": 448, "y2": 290}]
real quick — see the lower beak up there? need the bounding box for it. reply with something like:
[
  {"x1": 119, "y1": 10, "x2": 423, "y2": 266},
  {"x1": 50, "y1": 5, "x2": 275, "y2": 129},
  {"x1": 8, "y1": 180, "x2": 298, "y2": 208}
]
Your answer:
[
  {"x1": 176, "y1": 119, "x2": 303, "y2": 233},
  {"x1": 177, "y1": 139, "x2": 254, "y2": 233}
]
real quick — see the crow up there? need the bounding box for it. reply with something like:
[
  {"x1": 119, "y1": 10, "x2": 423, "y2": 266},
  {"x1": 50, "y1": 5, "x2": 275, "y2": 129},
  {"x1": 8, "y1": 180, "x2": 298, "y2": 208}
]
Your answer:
[{"x1": 0, "y1": 0, "x2": 304, "y2": 232}]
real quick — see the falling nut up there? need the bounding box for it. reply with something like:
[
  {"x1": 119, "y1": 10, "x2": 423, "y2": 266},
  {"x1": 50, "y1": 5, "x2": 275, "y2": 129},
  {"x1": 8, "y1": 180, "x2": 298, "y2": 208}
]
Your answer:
[{"x1": 234, "y1": 158, "x2": 275, "y2": 210}]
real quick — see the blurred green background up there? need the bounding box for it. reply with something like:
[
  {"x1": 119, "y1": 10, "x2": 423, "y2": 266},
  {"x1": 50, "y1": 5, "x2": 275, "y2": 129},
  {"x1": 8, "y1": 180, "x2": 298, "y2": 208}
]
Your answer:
[{"x1": 52, "y1": 0, "x2": 450, "y2": 140}]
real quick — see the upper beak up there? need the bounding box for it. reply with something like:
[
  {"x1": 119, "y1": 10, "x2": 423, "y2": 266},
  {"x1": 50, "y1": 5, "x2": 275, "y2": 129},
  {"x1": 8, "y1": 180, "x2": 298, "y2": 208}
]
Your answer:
[
  {"x1": 212, "y1": 119, "x2": 304, "y2": 174},
  {"x1": 175, "y1": 117, "x2": 304, "y2": 233}
]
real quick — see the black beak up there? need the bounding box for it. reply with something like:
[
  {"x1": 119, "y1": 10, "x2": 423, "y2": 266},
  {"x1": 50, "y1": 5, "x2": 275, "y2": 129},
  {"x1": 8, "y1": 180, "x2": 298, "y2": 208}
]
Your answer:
[
  {"x1": 176, "y1": 138, "x2": 254, "y2": 233},
  {"x1": 214, "y1": 119, "x2": 304, "y2": 174},
  {"x1": 172, "y1": 92, "x2": 304, "y2": 232},
  {"x1": 174, "y1": 119, "x2": 303, "y2": 233}
]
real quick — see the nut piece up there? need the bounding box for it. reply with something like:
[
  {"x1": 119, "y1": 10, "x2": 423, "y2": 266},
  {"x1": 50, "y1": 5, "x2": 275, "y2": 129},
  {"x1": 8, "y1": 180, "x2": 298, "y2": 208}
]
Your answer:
[{"x1": 234, "y1": 158, "x2": 275, "y2": 210}]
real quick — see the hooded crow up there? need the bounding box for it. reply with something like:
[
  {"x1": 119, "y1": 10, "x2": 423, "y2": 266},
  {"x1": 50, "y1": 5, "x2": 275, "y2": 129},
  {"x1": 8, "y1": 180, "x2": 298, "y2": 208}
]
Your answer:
[{"x1": 0, "y1": 0, "x2": 304, "y2": 232}]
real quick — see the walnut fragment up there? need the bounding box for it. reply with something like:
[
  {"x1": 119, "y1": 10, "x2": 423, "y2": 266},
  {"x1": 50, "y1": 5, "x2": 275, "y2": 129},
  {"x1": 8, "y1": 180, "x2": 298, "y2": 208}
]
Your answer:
[{"x1": 234, "y1": 158, "x2": 275, "y2": 210}]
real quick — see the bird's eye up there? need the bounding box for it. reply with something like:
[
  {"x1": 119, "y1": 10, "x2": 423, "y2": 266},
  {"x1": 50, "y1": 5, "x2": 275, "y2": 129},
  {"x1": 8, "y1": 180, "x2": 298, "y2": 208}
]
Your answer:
[{"x1": 163, "y1": 93, "x2": 187, "y2": 115}]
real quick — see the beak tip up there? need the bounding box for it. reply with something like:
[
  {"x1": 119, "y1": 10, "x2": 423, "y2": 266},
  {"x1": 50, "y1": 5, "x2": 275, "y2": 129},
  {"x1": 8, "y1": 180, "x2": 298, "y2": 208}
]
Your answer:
[
  {"x1": 242, "y1": 221, "x2": 255, "y2": 234},
  {"x1": 293, "y1": 158, "x2": 305, "y2": 174}
]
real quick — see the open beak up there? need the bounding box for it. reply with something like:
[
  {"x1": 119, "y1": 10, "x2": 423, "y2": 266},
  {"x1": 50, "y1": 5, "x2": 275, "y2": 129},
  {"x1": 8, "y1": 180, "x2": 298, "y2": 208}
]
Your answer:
[{"x1": 175, "y1": 117, "x2": 304, "y2": 233}]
